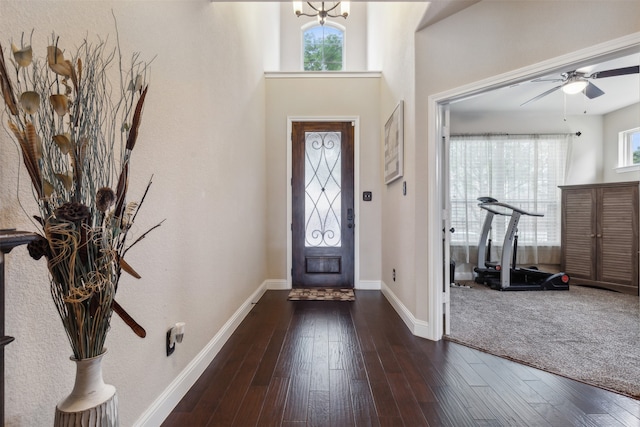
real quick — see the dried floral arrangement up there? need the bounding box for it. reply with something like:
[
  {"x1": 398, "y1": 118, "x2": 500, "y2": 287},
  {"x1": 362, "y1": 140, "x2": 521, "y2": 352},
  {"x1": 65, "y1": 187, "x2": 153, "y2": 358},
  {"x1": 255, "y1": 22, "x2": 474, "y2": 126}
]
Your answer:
[{"x1": 0, "y1": 32, "x2": 161, "y2": 360}]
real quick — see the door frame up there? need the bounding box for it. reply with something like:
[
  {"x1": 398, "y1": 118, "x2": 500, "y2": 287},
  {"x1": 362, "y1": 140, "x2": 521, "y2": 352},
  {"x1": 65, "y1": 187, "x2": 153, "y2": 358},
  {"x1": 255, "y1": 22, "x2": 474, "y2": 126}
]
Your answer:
[
  {"x1": 440, "y1": 105, "x2": 451, "y2": 337},
  {"x1": 287, "y1": 116, "x2": 360, "y2": 289},
  {"x1": 427, "y1": 33, "x2": 640, "y2": 340}
]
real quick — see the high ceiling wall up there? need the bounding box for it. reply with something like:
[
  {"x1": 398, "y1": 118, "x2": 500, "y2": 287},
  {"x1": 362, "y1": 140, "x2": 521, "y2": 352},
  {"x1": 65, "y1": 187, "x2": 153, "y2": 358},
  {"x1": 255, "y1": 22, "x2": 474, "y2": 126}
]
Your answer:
[{"x1": 0, "y1": 2, "x2": 277, "y2": 425}]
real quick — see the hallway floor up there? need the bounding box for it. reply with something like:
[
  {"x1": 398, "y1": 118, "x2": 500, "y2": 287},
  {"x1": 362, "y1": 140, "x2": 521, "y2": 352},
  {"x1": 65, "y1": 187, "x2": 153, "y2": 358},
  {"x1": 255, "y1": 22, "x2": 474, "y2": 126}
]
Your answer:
[{"x1": 162, "y1": 290, "x2": 640, "y2": 426}]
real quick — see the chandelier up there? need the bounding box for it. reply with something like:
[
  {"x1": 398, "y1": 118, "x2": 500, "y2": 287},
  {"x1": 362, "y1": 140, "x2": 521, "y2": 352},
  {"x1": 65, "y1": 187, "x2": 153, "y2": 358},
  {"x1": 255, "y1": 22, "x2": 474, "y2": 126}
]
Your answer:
[{"x1": 293, "y1": 2, "x2": 350, "y2": 25}]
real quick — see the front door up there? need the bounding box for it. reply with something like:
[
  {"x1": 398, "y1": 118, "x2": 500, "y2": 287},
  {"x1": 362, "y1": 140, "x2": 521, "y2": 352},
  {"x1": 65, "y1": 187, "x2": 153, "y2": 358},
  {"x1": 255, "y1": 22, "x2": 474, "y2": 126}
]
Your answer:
[{"x1": 292, "y1": 121, "x2": 354, "y2": 288}]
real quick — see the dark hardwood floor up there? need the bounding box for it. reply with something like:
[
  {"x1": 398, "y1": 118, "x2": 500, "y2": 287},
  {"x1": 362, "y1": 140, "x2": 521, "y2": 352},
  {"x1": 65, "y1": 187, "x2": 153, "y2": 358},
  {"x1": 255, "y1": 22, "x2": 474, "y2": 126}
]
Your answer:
[{"x1": 162, "y1": 290, "x2": 640, "y2": 426}]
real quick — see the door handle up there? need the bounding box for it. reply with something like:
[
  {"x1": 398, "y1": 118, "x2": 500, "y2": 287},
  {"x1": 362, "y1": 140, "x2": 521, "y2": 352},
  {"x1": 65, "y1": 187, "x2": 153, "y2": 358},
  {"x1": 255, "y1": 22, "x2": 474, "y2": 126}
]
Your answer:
[{"x1": 347, "y1": 208, "x2": 355, "y2": 229}]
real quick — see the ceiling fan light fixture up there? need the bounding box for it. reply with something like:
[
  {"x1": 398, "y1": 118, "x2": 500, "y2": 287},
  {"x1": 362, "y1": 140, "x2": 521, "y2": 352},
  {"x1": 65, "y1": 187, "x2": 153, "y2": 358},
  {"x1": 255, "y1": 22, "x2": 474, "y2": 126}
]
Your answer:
[{"x1": 562, "y1": 78, "x2": 589, "y2": 95}]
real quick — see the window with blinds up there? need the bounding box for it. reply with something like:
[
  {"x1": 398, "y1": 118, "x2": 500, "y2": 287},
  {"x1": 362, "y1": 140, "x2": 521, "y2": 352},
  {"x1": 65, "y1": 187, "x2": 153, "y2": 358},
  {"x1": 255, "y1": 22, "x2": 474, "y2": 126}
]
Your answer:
[{"x1": 449, "y1": 134, "x2": 569, "y2": 265}]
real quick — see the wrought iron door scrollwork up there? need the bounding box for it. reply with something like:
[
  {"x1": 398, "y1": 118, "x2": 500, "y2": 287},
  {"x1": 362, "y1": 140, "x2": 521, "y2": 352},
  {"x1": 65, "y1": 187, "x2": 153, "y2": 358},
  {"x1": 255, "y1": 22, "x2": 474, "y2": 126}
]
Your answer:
[{"x1": 304, "y1": 131, "x2": 342, "y2": 248}]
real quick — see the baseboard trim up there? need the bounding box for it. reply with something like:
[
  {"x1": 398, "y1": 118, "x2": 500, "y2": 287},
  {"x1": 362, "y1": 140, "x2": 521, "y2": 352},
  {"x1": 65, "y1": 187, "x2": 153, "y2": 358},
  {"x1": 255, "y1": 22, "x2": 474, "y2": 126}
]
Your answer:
[
  {"x1": 356, "y1": 280, "x2": 381, "y2": 290},
  {"x1": 455, "y1": 272, "x2": 474, "y2": 282},
  {"x1": 381, "y1": 281, "x2": 432, "y2": 340},
  {"x1": 265, "y1": 279, "x2": 289, "y2": 290},
  {"x1": 133, "y1": 282, "x2": 269, "y2": 427}
]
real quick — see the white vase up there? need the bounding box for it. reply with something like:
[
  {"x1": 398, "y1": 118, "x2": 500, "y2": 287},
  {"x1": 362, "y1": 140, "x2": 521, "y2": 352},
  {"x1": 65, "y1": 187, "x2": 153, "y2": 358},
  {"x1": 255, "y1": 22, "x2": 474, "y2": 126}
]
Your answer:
[{"x1": 54, "y1": 351, "x2": 118, "y2": 427}]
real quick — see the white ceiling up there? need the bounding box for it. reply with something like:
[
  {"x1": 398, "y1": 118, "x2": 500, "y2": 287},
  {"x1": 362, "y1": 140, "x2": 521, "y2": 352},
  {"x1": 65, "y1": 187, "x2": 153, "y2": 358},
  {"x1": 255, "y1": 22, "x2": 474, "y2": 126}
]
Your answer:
[{"x1": 450, "y1": 53, "x2": 640, "y2": 116}]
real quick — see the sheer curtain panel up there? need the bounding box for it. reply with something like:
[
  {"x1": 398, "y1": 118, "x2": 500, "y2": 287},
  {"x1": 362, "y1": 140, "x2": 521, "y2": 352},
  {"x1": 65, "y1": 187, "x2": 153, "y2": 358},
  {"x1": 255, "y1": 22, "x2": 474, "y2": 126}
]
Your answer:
[{"x1": 450, "y1": 134, "x2": 570, "y2": 267}]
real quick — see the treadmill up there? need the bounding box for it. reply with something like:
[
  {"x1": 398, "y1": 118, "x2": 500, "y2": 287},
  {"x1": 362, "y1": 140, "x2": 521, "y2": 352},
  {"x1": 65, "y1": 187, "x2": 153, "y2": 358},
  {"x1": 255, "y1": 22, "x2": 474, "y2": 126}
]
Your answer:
[
  {"x1": 474, "y1": 196, "x2": 503, "y2": 279},
  {"x1": 474, "y1": 198, "x2": 570, "y2": 291}
]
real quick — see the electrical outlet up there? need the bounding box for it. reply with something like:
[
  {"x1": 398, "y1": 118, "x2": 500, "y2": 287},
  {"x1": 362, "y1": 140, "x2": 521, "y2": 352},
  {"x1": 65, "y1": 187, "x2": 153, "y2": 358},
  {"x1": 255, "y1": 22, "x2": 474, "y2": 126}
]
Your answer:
[
  {"x1": 393, "y1": 268, "x2": 396, "y2": 281},
  {"x1": 363, "y1": 191, "x2": 372, "y2": 201},
  {"x1": 166, "y1": 322, "x2": 185, "y2": 357},
  {"x1": 166, "y1": 329, "x2": 175, "y2": 356}
]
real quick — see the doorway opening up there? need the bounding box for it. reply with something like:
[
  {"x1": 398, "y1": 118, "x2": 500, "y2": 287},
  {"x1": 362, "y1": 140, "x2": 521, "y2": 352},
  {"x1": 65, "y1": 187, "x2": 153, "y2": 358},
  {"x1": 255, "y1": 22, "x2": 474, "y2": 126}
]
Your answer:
[{"x1": 430, "y1": 35, "x2": 640, "y2": 340}]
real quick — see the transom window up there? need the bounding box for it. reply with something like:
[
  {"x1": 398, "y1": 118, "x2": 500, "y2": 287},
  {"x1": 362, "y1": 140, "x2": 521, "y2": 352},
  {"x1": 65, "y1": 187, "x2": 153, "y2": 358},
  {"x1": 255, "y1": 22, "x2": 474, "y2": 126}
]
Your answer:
[
  {"x1": 617, "y1": 127, "x2": 640, "y2": 169},
  {"x1": 303, "y1": 24, "x2": 344, "y2": 71}
]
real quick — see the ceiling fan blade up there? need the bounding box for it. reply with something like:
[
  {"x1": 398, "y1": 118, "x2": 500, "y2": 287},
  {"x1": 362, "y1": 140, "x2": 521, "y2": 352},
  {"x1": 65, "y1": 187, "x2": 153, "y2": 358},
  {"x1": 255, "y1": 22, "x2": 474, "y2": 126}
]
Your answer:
[
  {"x1": 590, "y1": 65, "x2": 639, "y2": 79},
  {"x1": 584, "y1": 82, "x2": 604, "y2": 99},
  {"x1": 520, "y1": 85, "x2": 562, "y2": 106},
  {"x1": 531, "y1": 77, "x2": 563, "y2": 83}
]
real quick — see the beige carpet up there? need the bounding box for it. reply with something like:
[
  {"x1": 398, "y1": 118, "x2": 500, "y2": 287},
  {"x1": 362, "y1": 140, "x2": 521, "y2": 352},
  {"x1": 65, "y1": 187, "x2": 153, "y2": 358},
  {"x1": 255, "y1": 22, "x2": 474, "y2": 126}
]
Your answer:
[
  {"x1": 447, "y1": 282, "x2": 640, "y2": 399},
  {"x1": 288, "y1": 288, "x2": 355, "y2": 301}
]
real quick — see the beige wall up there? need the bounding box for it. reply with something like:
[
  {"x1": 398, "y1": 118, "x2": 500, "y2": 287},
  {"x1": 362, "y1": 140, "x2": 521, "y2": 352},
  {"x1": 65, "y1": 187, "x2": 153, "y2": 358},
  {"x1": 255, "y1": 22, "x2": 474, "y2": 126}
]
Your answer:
[
  {"x1": 367, "y1": 3, "x2": 428, "y2": 316},
  {"x1": 265, "y1": 76, "x2": 382, "y2": 284},
  {"x1": 0, "y1": 1, "x2": 276, "y2": 425}
]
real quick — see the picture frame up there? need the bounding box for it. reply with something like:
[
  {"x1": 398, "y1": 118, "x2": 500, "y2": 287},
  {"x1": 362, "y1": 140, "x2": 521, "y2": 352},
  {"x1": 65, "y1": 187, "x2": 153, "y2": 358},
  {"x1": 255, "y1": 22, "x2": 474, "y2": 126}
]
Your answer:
[{"x1": 384, "y1": 100, "x2": 404, "y2": 184}]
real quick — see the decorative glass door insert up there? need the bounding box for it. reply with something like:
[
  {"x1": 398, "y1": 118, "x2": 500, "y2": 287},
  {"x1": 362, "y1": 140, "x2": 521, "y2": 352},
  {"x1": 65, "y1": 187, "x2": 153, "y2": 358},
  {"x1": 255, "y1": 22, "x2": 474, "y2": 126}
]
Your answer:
[{"x1": 304, "y1": 131, "x2": 342, "y2": 248}]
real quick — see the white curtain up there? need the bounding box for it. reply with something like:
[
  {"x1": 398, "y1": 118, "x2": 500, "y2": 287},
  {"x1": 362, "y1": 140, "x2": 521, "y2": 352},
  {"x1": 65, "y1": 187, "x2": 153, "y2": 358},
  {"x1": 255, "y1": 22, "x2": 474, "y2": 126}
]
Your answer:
[{"x1": 450, "y1": 134, "x2": 570, "y2": 267}]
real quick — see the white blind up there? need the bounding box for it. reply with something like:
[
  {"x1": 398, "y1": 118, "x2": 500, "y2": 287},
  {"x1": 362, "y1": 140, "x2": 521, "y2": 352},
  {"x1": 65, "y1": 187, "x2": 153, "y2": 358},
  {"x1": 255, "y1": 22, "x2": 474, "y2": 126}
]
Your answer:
[{"x1": 450, "y1": 134, "x2": 569, "y2": 265}]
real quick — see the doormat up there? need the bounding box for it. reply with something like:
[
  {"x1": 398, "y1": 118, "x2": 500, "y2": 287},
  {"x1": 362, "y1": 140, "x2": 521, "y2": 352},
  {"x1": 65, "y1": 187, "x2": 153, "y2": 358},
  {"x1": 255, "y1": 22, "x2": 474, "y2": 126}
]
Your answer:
[{"x1": 288, "y1": 288, "x2": 355, "y2": 301}]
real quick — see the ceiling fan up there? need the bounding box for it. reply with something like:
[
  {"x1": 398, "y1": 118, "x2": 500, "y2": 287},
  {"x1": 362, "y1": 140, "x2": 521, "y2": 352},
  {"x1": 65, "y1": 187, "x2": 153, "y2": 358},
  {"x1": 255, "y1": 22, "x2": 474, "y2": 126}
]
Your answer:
[{"x1": 520, "y1": 65, "x2": 639, "y2": 106}]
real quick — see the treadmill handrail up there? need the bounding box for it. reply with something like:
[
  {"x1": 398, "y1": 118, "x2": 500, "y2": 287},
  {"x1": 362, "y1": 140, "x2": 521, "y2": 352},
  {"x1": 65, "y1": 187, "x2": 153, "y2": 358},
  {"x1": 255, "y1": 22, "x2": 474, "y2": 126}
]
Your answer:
[
  {"x1": 478, "y1": 201, "x2": 544, "y2": 217},
  {"x1": 478, "y1": 204, "x2": 512, "y2": 217}
]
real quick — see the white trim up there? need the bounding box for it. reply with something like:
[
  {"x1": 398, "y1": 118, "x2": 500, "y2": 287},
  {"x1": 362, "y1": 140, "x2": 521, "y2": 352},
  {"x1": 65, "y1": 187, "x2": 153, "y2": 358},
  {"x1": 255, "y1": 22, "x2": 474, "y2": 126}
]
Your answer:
[
  {"x1": 286, "y1": 117, "x2": 361, "y2": 290},
  {"x1": 133, "y1": 282, "x2": 269, "y2": 427},
  {"x1": 357, "y1": 280, "x2": 381, "y2": 290},
  {"x1": 424, "y1": 102, "x2": 447, "y2": 341},
  {"x1": 455, "y1": 272, "x2": 474, "y2": 282},
  {"x1": 617, "y1": 126, "x2": 640, "y2": 171},
  {"x1": 265, "y1": 279, "x2": 289, "y2": 290},
  {"x1": 427, "y1": 32, "x2": 640, "y2": 341},
  {"x1": 265, "y1": 71, "x2": 381, "y2": 79},
  {"x1": 381, "y1": 282, "x2": 431, "y2": 339},
  {"x1": 616, "y1": 164, "x2": 640, "y2": 174},
  {"x1": 441, "y1": 104, "x2": 451, "y2": 337},
  {"x1": 301, "y1": 20, "x2": 346, "y2": 32}
]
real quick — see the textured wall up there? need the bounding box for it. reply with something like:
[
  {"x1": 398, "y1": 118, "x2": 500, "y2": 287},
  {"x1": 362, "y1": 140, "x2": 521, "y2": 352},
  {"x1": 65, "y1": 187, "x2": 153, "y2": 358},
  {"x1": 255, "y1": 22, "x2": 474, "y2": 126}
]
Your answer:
[
  {"x1": 0, "y1": 1, "x2": 276, "y2": 425},
  {"x1": 367, "y1": 3, "x2": 428, "y2": 316}
]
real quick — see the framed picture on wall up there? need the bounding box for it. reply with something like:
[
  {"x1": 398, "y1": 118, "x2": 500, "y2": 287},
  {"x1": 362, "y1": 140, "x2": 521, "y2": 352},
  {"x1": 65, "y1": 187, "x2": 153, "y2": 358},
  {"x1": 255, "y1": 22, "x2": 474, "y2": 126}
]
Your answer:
[{"x1": 384, "y1": 100, "x2": 404, "y2": 184}]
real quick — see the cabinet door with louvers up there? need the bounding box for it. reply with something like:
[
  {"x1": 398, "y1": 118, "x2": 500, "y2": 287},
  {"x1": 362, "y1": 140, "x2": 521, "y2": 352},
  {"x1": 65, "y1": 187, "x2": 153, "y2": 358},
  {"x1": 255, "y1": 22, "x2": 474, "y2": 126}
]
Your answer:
[
  {"x1": 561, "y1": 187, "x2": 597, "y2": 281},
  {"x1": 597, "y1": 185, "x2": 639, "y2": 289},
  {"x1": 560, "y1": 182, "x2": 639, "y2": 295}
]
